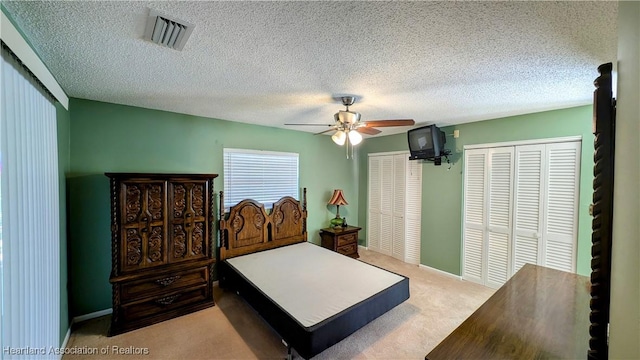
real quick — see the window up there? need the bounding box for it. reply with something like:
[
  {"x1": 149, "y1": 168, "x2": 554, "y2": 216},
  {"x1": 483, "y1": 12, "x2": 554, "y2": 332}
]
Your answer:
[{"x1": 223, "y1": 148, "x2": 299, "y2": 210}]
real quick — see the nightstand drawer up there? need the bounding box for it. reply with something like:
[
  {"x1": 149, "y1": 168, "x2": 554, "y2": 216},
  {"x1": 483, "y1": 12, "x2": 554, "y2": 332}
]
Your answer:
[
  {"x1": 337, "y1": 232, "x2": 357, "y2": 247},
  {"x1": 337, "y1": 243, "x2": 357, "y2": 256},
  {"x1": 320, "y1": 226, "x2": 361, "y2": 258}
]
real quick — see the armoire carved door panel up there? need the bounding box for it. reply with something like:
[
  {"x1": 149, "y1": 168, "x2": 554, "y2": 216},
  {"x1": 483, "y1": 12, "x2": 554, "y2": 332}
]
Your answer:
[
  {"x1": 169, "y1": 180, "x2": 209, "y2": 262},
  {"x1": 120, "y1": 180, "x2": 167, "y2": 272}
]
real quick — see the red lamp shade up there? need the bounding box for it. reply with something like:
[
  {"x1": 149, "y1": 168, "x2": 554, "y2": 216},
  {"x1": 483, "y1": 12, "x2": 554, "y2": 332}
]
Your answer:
[{"x1": 328, "y1": 189, "x2": 348, "y2": 206}]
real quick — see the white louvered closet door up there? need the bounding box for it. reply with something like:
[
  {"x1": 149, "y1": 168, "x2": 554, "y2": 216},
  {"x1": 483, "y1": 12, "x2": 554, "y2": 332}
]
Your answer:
[
  {"x1": 463, "y1": 139, "x2": 581, "y2": 288},
  {"x1": 368, "y1": 157, "x2": 382, "y2": 252},
  {"x1": 368, "y1": 152, "x2": 422, "y2": 264},
  {"x1": 513, "y1": 145, "x2": 545, "y2": 274},
  {"x1": 404, "y1": 159, "x2": 422, "y2": 265},
  {"x1": 378, "y1": 156, "x2": 394, "y2": 255},
  {"x1": 486, "y1": 148, "x2": 514, "y2": 288},
  {"x1": 462, "y1": 149, "x2": 487, "y2": 284},
  {"x1": 543, "y1": 142, "x2": 581, "y2": 273},
  {"x1": 392, "y1": 154, "x2": 406, "y2": 260}
]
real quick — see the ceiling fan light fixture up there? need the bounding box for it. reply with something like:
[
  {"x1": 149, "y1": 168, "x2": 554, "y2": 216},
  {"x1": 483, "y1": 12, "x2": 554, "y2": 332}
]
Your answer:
[
  {"x1": 335, "y1": 110, "x2": 361, "y2": 124},
  {"x1": 332, "y1": 130, "x2": 347, "y2": 145},
  {"x1": 348, "y1": 130, "x2": 363, "y2": 145},
  {"x1": 286, "y1": 95, "x2": 414, "y2": 152}
]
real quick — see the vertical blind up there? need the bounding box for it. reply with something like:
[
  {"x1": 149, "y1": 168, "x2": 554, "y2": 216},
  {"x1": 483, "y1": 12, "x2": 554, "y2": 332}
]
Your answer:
[
  {"x1": 1, "y1": 47, "x2": 60, "y2": 357},
  {"x1": 223, "y1": 148, "x2": 299, "y2": 210}
]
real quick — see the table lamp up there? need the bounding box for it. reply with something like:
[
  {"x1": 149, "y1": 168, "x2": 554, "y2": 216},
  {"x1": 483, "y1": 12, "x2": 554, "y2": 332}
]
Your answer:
[{"x1": 328, "y1": 189, "x2": 348, "y2": 228}]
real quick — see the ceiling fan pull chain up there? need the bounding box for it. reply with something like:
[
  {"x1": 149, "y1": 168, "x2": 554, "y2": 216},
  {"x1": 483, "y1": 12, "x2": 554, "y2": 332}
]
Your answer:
[
  {"x1": 350, "y1": 137, "x2": 355, "y2": 159},
  {"x1": 346, "y1": 138, "x2": 349, "y2": 159}
]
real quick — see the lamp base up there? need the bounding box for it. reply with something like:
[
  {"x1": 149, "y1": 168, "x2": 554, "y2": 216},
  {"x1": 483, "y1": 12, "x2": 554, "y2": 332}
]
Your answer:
[{"x1": 330, "y1": 217, "x2": 344, "y2": 228}]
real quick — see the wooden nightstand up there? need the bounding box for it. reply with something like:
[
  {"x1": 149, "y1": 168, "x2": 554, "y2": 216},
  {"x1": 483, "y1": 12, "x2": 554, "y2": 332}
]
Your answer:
[{"x1": 320, "y1": 226, "x2": 361, "y2": 258}]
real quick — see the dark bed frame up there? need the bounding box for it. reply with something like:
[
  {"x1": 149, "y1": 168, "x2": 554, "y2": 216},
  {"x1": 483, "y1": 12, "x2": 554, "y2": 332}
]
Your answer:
[{"x1": 217, "y1": 189, "x2": 409, "y2": 359}]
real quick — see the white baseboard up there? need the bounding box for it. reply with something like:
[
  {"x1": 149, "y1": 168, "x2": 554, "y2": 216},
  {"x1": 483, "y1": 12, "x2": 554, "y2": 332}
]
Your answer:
[
  {"x1": 358, "y1": 245, "x2": 368, "y2": 251},
  {"x1": 61, "y1": 308, "x2": 112, "y2": 357},
  {"x1": 58, "y1": 326, "x2": 72, "y2": 360},
  {"x1": 61, "y1": 326, "x2": 71, "y2": 347},
  {"x1": 72, "y1": 308, "x2": 113, "y2": 324},
  {"x1": 419, "y1": 264, "x2": 462, "y2": 280}
]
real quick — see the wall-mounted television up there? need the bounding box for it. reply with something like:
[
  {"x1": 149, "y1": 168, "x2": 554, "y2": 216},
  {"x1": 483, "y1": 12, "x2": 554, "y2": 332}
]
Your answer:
[{"x1": 407, "y1": 124, "x2": 446, "y2": 161}]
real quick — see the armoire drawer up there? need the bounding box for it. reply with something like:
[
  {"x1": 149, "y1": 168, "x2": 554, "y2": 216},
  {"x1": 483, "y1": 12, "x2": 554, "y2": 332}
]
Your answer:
[
  {"x1": 119, "y1": 266, "x2": 208, "y2": 302},
  {"x1": 120, "y1": 285, "x2": 209, "y2": 322},
  {"x1": 337, "y1": 232, "x2": 357, "y2": 247}
]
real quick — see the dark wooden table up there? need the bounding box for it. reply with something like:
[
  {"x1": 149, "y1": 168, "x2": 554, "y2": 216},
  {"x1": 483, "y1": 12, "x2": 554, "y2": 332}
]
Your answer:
[{"x1": 426, "y1": 264, "x2": 591, "y2": 360}]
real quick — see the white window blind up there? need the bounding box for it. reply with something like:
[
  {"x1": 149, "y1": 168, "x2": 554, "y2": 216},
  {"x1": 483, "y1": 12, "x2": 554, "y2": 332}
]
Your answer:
[
  {"x1": 223, "y1": 148, "x2": 299, "y2": 209},
  {"x1": 1, "y1": 46, "x2": 60, "y2": 357}
]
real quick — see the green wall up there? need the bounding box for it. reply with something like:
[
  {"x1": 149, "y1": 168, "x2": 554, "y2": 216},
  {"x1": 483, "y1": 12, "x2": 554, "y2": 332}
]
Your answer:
[
  {"x1": 358, "y1": 105, "x2": 594, "y2": 276},
  {"x1": 67, "y1": 98, "x2": 358, "y2": 316},
  {"x1": 56, "y1": 103, "x2": 70, "y2": 344}
]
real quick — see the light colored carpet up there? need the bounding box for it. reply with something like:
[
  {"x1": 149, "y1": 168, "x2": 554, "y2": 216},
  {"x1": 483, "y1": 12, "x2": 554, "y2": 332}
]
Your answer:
[{"x1": 63, "y1": 248, "x2": 494, "y2": 359}]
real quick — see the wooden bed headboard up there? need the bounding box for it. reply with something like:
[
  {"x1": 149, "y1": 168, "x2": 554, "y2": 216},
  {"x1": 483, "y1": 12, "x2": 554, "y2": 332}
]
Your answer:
[{"x1": 219, "y1": 188, "x2": 307, "y2": 260}]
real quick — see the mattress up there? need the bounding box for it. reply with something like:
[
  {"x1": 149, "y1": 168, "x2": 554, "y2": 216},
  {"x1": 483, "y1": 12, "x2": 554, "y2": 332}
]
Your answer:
[{"x1": 221, "y1": 242, "x2": 410, "y2": 358}]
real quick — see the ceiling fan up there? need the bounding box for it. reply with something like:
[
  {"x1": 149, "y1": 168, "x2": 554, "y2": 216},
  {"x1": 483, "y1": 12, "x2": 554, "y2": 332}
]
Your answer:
[{"x1": 285, "y1": 96, "x2": 415, "y2": 147}]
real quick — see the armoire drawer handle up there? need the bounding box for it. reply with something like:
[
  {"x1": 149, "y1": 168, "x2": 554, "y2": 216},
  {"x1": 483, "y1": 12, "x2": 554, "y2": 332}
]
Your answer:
[
  {"x1": 155, "y1": 294, "x2": 181, "y2": 306},
  {"x1": 155, "y1": 275, "x2": 181, "y2": 287}
]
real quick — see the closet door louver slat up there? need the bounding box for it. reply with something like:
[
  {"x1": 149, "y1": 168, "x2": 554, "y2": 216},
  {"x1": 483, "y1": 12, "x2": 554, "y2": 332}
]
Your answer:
[
  {"x1": 462, "y1": 149, "x2": 487, "y2": 283},
  {"x1": 543, "y1": 142, "x2": 580, "y2": 273},
  {"x1": 513, "y1": 145, "x2": 545, "y2": 274},
  {"x1": 486, "y1": 148, "x2": 514, "y2": 288},
  {"x1": 404, "y1": 159, "x2": 422, "y2": 265},
  {"x1": 379, "y1": 157, "x2": 394, "y2": 256},
  {"x1": 392, "y1": 155, "x2": 406, "y2": 260},
  {"x1": 367, "y1": 157, "x2": 382, "y2": 251}
]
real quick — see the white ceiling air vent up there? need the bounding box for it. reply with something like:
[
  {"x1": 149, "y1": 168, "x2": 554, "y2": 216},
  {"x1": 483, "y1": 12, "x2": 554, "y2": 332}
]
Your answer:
[{"x1": 143, "y1": 9, "x2": 194, "y2": 51}]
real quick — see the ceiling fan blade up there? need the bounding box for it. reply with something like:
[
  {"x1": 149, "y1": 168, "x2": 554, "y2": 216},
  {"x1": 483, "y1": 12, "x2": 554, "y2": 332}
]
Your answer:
[
  {"x1": 285, "y1": 123, "x2": 333, "y2": 126},
  {"x1": 314, "y1": 128, "x2": 336, "y2": 135},
  {"x1": 357, "y1": 127, "x2": 382, "y2": 135},
  {"x1": 363, "y1": 119, "x2": 415, "y2": 127}
]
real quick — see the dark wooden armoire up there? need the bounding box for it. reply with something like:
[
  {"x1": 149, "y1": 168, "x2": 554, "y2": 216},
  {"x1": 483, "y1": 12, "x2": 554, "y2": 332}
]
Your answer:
[{"x1": 106, "y1": 173, "x2": 218, "y2": 335}]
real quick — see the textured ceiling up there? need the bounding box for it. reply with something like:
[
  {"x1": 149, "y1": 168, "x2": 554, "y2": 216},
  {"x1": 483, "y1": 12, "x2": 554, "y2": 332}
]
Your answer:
[{"x1": 2, "y1": 1, "x2": 618, "y2": 136}]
